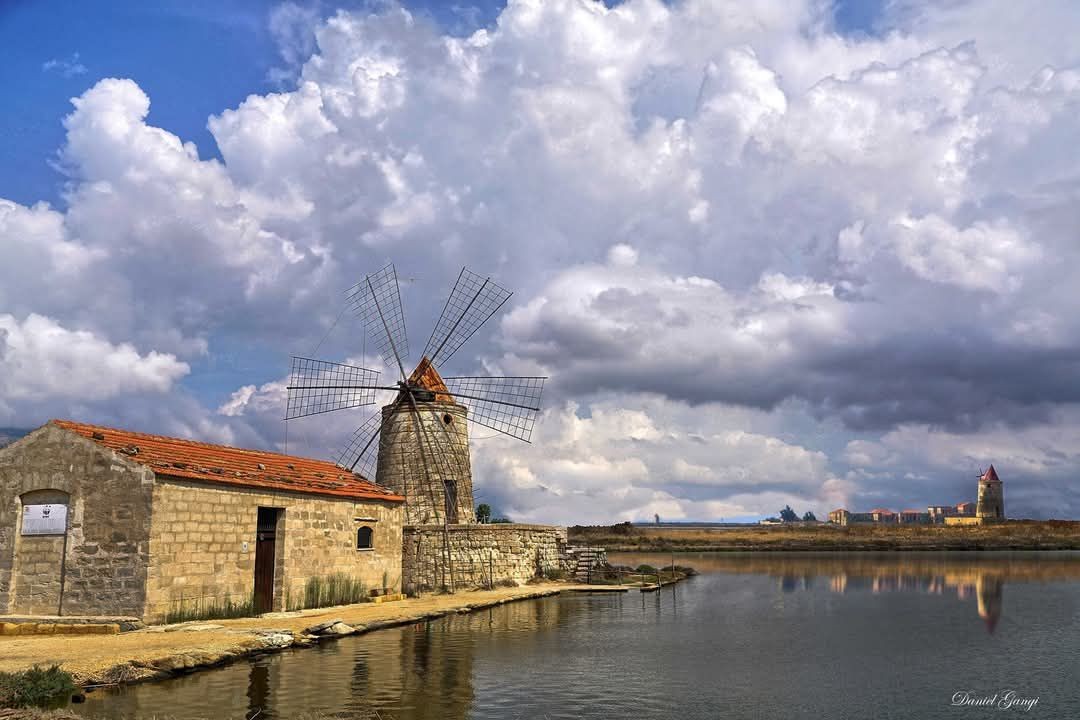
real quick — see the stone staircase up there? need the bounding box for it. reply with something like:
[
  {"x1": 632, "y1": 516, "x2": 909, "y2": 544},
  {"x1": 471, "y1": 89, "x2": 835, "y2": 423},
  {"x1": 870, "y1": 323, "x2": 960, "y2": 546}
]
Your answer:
[{"x1": 564, "y1": 546, "x2": 608, "y2": 582}]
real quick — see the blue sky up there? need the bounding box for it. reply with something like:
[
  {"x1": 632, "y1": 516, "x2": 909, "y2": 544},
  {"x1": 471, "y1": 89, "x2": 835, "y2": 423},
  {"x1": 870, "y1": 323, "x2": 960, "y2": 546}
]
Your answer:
[{"x1": 0, "y1": 1, "x2": 882, "y2": 209}]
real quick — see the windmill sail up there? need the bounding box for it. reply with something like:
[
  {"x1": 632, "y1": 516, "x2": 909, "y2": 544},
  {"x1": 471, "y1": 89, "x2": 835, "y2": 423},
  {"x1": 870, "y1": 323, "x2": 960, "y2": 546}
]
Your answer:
[
  {"x1": 442, "y1": 375, "x2": 545, "y2": 442},
  {"x1": 296, "y1": 264, "x2": 544, "y2": 531},
  {"x1": 285, "y1": 357, "x2": 381, "y2": 419},
  {"x1": 346, "y1": 262, "x2": 410, "y2": 379},
  {"x1": 422, "y1": 267, "x2": 512, "y2": 368}
]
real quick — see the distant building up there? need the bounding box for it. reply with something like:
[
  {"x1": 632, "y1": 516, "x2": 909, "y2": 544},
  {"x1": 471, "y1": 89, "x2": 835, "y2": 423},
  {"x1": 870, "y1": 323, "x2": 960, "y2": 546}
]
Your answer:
[
  {"x1": 827, "y1": 509, "x2": 876, "y2": 526},
  {"x1": 927, "y1": 505, "x2": 953, "y2": 524},
  {"x1": 898, "y1": 509, "x2": 931, "y2": 524},
  {"x1": 830, "y1": 467, "x2": 1007, "y2": 527}
]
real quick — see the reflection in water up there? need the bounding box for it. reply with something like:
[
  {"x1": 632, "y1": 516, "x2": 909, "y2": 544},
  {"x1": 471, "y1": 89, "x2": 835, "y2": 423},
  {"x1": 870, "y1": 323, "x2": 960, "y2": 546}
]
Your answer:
[
  {"x1": 73, "y1": 552, "x2": 1080, "y2": 720},
  {"x1": 637, "y1": 551, "x2": 1080, "y2": 635},
  {"x1": 78, "y1": 592, "x2": 571, "y2": 720},
  {"x1": 818, "y1": 570, "x2": 1002, "y2": 632}
]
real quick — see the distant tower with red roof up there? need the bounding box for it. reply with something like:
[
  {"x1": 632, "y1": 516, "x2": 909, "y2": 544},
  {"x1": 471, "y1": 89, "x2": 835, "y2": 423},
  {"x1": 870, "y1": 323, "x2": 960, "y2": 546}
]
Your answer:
[{"x1": 976, "y1": 465, "x2": 1005, "y2": 522}]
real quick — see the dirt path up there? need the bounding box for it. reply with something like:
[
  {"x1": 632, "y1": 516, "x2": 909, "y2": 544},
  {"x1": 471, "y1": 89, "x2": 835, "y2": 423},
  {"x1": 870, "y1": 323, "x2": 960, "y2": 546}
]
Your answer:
[{"x1": 0, "y1": 584, "x2": 578, "y2": 686}]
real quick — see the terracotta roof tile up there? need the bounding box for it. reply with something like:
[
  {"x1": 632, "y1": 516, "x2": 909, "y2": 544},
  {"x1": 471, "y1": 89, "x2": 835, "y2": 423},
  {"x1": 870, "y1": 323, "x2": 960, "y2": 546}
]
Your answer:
[
  {"x1": 981, "y1": 465, "x2": 1001, "y2": 483},
  {"x1": 869, "y1": 508, "x2": 895, "y2": 514},
  {"x1": 51, "y1": 419, "x2": 404, "y2": 503}
]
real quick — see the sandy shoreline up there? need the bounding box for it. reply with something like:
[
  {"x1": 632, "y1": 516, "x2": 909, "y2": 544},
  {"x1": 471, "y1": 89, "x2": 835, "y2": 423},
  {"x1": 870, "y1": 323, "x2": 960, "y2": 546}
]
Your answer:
[{"x1": 0, "y1": 583, "x2": 580, "y2": 686}]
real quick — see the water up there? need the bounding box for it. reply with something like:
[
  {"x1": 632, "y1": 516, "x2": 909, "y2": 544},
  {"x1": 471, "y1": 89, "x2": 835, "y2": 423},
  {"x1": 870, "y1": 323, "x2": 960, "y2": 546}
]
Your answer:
[{"x1": 74, "y1": 552, "x2": 1080, "y2": 719}]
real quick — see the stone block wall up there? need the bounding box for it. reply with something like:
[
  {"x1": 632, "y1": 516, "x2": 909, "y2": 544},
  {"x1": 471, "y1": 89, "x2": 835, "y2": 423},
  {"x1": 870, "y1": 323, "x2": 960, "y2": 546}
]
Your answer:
[
  {"x1": 377, "y1": 402, "x2": 474, "y2": 526},
  {"x1": 0, "y1": 425, "x2": 153, "y2": 617},
  {"x1": 402, "y1": 524, "x2": 566, "y2": 593},
  {"x1": 145, "y1": 479, "x2": 404, "y2": 623}
]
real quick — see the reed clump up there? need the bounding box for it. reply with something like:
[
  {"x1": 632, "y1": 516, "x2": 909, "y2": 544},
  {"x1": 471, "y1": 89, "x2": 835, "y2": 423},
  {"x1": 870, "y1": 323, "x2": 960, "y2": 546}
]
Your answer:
[
  {"x1": 300, "y1": 573, "x2": 368, "y2": 610},
  {"x1": 164, "y1": 594, "x2": 256, "y2": 624}
]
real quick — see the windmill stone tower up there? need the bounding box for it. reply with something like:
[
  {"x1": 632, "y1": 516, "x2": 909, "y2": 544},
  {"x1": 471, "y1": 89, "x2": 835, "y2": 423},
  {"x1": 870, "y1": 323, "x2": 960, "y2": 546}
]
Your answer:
[
  {"x1": 376, "y1": 357, "x2": 474, "y2": 525},
  {"x1": 285, "y1": 264, "x2": 552, "y2": 593},
  {"x1": 976, "y1": 465, "x2": 1005, "y2": 522}
]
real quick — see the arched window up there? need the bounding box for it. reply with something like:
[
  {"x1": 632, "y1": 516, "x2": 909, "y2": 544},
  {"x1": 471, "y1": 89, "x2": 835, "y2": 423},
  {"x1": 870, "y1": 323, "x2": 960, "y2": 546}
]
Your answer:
[{"x1": 357, "y1": 526, "x2": 374, "y2": 550}]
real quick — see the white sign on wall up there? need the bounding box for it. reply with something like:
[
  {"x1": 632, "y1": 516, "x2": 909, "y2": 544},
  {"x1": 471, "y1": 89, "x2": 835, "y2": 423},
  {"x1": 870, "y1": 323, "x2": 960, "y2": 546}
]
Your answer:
[{"x1": 21, "y1": 504, "x2": 68, "y2": 535}]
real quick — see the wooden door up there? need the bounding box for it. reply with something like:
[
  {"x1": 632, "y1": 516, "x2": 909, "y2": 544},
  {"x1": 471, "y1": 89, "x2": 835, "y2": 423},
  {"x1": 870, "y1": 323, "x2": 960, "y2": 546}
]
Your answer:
[{"x1": 254, "y1": 508, "x2": 280, "y2": 614}]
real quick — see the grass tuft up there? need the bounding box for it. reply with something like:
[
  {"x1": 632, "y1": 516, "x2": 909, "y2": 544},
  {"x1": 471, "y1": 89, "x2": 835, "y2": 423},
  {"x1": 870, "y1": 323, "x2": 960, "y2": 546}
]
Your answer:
[
  {"x1": 0, "y1": 665, "x2": 77, "y2": 709},
  {"x1": 301, "y1": 574, "x2": 369, "y2": 610},
  {"x1": 165, "y1": 593, "x2": 256, "y2": 624}
]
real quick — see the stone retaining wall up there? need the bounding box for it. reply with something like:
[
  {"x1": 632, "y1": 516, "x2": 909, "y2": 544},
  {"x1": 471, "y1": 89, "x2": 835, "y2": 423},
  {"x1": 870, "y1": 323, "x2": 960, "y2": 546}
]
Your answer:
[{"x1": 403, "y1": 524, "x2": 566, "y2": 593}]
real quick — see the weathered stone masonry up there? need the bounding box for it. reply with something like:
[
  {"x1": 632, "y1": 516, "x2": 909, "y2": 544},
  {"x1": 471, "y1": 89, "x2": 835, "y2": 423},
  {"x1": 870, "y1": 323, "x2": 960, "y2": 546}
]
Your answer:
[
  {"x1": 377, "y1": 401, "x2": 474, "y2": 526},
  {"x1": 0, "y1": 424, "x2": 153, "y2": 618},
  {"x1": 0, "y1": 420, "x2": 406, "y2": 623},
  {"x1": 146, "y1": 480, "x2": 402, "y2": 621},
  {"x1": 402, "y1": 524, "x2": 567, "y2": 593}
]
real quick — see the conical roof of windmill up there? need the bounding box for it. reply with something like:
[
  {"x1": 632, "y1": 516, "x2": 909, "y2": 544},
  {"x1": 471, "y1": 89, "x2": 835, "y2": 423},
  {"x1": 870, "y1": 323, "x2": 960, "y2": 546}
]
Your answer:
[{"x1": 407, "y1": 356, "x2": 454, "y2": 403}]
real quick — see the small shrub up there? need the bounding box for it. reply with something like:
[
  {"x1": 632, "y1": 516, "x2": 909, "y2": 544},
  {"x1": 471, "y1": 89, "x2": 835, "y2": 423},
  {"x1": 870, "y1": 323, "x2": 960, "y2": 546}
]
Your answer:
[
  {"x1": 636, "y1": 564, "x2": 658, "y2": 574},
  {"x1": 0, "y1": 665, "x2": 77, "y2": 709}
]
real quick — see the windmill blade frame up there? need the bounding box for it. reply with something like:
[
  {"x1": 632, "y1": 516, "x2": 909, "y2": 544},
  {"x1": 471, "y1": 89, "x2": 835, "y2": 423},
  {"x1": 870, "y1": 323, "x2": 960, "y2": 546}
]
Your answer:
[
  {"x1": 422, "y1": 267, "x2": 513, "y2": 368},
  {"x1": 346, "y1": 262, "x2": 410, "y2": 380},
  {"x1": 443, "y1": 375, "x2": 546, "y2": 443},
  {"x1": 334, "y1": 413, "x2": 385, "y2": 480},
  {"x1": 285, "y1": 357, "x2": 382, "y2": 420}
]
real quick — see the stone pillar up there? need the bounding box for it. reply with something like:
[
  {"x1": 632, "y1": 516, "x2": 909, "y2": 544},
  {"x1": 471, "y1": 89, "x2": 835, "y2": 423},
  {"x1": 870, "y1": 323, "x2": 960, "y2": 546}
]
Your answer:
[{"x1": 376, "y1": 401, "x2": 474, "y2": 525}]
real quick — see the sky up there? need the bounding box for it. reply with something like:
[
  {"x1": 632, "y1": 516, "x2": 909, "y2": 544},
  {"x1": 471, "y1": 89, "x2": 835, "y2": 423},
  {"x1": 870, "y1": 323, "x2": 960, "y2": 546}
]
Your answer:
[{"x1": 2, "y1": 0, "x2": 1080, "y2": 523}]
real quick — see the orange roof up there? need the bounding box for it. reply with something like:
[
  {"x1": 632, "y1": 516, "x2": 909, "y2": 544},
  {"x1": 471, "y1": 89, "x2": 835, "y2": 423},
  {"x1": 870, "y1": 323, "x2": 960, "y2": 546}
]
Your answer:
[
  {"x1": 51, "y1": 420, "x2": 404, "y2": 503},
  {"x1": 900, "y1": 509, "x2": 925, "y2": 514},
  {"x1": 869, "y1": 508, "x2": 895, "y2": 514}
]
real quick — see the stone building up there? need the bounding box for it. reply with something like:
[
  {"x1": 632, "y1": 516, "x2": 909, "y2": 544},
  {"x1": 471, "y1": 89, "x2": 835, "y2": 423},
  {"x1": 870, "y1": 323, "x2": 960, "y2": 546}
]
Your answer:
[{"x1": 0, "y1": 420, "x2": 404, "y2": 622}]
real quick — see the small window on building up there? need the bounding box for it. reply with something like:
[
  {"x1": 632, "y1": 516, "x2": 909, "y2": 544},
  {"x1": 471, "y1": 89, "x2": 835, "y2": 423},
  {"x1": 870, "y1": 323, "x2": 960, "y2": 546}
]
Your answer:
[{"x1": 357, "y1": 526, "x2": 374, "y2": 550}]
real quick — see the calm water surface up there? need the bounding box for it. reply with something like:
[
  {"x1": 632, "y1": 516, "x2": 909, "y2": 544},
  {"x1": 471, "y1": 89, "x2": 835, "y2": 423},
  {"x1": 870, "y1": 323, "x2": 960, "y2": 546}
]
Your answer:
[{"x1": 76, "y1": 552, "x2": 1080, "y2": 719}]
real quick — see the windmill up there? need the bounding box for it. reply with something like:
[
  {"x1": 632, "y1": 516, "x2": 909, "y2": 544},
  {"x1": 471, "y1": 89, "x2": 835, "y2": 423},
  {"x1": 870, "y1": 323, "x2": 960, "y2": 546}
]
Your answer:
[{"x1": 284, "y1": 263, "x2": 545, "y2": 554}]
